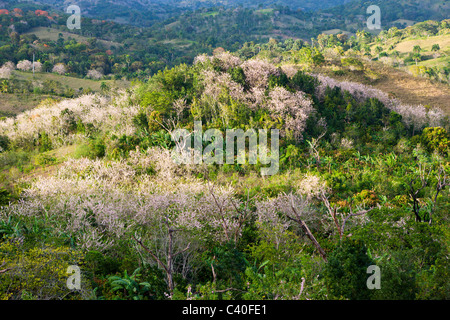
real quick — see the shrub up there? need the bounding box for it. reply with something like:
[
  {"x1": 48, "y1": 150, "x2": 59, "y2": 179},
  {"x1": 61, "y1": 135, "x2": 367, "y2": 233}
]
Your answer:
[
  {"x1": 0, "y1": 241, "x2": 90, "y2": 300},
  {"x1": 38, "y1": 132, "x2": 53, "y2": 152},
  {"x1": 0, "y1": 135, "x2": 9, "y2": 152},
  {"x1": 34, "y1": 153, "x2": 57, "y2": 166},
  {"x1": 323, "y1": 239, "x2": 374, "y2": 300},
  {"x1": 0, "y1": 188, "x2": 11, "y2": 206},
  {"x1": 421, "y1": 127, "x2": 449, "y2": 155},
  {"x1": 74, "y1": 137, "x2": 106, "y2": 159},
  {"x1": 290, "y1": 71, "x2": 317, "y2": 95}
]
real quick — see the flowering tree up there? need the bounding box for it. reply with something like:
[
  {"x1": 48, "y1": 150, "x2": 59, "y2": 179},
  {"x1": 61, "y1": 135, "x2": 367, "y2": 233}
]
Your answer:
[
  {"x1": 241, "y1": 59, "x2": 280, "y2": 89},
  {"x1": 33, "y1": 61, "x2": 43, "y2": 73},
  {"x1": 17, "y1": 60, "x2": 33, "y2": 71},
  {"x1": 52, "y1": 63, "x2": 67, "y2": 75},
  {"x1": 0, "y1": 93, "x2": 140, "y2": 149},
  {"x1": 0, "y1": 63, "x2": 13, "y2": 79},
  {"x1": 86, "y1": 69, "x2": 103, "y2": 80},
  {"x1": 213, "y1": 52, "x2": 242, "y2": 71},
  {"x1": 267, "y1": 86, "x2": 314, "y2": 141}
]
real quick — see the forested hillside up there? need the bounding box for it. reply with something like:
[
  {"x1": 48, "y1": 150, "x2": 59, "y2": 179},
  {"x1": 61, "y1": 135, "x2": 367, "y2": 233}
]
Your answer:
[
  {"x1": 0, "y1": 0, "x2": 448, "y2": 303},
  {"x1": 1, "y1": 47, "x2": 449, "y2": 300}
]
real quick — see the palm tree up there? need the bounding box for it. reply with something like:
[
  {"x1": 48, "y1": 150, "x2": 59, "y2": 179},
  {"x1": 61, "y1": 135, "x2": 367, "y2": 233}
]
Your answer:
[
  {"x1": 0, "y1": 80, "x2": 9, "y2": 93},
  {"x1": 412, "y1": 45, "x2": 422, "y2": 65}
]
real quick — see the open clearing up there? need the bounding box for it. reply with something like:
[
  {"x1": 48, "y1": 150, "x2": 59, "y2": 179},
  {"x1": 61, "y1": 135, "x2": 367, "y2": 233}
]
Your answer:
[
  {"x1": 394, "y1": 34, "x2": 450, "y2": 53},
  {"x1": 24, "y1": 27, "x2": 122, "y2": 49}
]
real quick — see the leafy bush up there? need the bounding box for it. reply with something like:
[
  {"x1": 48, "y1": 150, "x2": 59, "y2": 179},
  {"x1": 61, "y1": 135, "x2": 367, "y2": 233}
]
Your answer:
[
  {"x1": 0, "y1": 135, "x2": 9, "y2": 152},
  {"x1": 38, "y1": 132, "x2": 53, "y2": 153},
  {"x1": 421, "y1": 127, "x2": 449, "y2": 155},
  {"x1": 0, "y1": 241, "x2": 89, "y2": 300},
  {"x1": 0, "y1": 188, "x2": 11, "y2": 206},
  {"x1": 323, "y1": 239, "x2": 374, "y2": 300},
  {"x1": 94, "y1": 267, "x2": 167, "y2": 300},
  {"x1": 74, "y1": 137, "x2": 106, "y2": 159}
]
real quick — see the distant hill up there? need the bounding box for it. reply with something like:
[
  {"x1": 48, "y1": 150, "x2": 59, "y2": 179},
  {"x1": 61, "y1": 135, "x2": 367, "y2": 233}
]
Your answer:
[
  {"x1": 13, "y1": 1, "x2": 354, "y2": 26},
  {"x1": 322, "y1": 0, "x2": 450, "y2": 25}
]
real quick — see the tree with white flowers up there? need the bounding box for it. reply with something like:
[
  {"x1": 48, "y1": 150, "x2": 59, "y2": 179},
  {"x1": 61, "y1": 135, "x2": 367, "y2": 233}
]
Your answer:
[
  {"x1": 52, "y1": 63, "x2": 67, "y2": 75},
  {"x1": 17, "y1": 60, "x2": 33, "y2": 71},
  {"x1": 86, "y1": 69, "x2": 103, "y2": 80},
  {"x1": 0, "y1": 62, "x2": 14, "y2": 79}
]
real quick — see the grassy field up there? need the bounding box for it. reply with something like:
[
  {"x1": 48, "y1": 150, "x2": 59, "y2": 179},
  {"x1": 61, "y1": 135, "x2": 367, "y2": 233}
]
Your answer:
[
  {"x1": 201, "y1": 11, "x2": 219, "y2": 17},
  {"x1": 322, "y1": 29, "x2": 353, "y2": 36},
  {"x1": 393, "y1": 34, "x2": 450, "y2": 53},
  {"x1": 370, "y1": 34, "x2": 450, "y2": 57},
  {"x1": 0, "y1": 93, "x2": 60, "y2": 118},
  {"x1": 23, "y1": 27, "x2": 122, "y2": 49},
  {"x1": 255, "y1": 8, "x2": 274, "y2": 14}
]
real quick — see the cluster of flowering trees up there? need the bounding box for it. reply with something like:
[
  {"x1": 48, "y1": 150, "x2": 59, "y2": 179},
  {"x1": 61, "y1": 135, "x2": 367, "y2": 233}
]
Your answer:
[
  {"x1": 193, "y1": 53, "x2": 314, "y2": 141},
  {"x1": 1, "y1": 48, "x2": 449, "y2": 300},
  {"x1": 0, "y1": 92, "x2": 139, "y2": 149},
  {"x1": 4, "y1": 150, "x2": 252, "y2": 253},
  {"x1": 0, "y1": 60, "x2": 104, "y2": 79}
]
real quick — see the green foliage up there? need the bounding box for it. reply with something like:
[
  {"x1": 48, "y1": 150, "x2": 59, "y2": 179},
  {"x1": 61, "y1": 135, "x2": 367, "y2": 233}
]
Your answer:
[
  {"x1": 228, "y1": 67, "x2": 248, "y2": 90},
  {"x1": 290, "y1": 71, "x2": 317, "y2": 95},
  {"x1": 60, "y1": 108, "x2": 78, "y2": 135},
  {"x1": 421, "y1": 127, "x2": 449, "y2": 155},
  {"x1": 74, "y1": 137, "x2": 106, "y2": 159},
  {"x1": 369, "y1": 253, "x2": 418, "y2": 300},
  {"x1": 33, "y1": 153, "x2": 57, "y2": 166},
  {"x1": 37, "y1": 132, "x2": 52, "y2": 153},
  {"x1": 93, "y1": 266, "x2": 167, "y2": 300},
  {"x1": 268, "y1": 72, "x2": 290, "y2": 91},
  {"x1": 0, "y1": 135, "x2": 9, "y2": 152},
  {"x1": 199, "y1": 242, "x2": 248, "y2": 293},
  {"x1": 104, "y1": 268, "x2": 154, "y2": 300},
  {"x1": 0, "y1": 241, "x2": 88, "y2": 300},
  {"x1": 416, "y1": 256, "x2": 450, "y2": 299},
  {"x1": 341, "y1": 57, "x2": 364, "y2": 71},
  {"x1": 0, "y1": 188, "x2": 11, "y2": 206},
  {"x1": 0, "y1": 15, "x2": 449, "y2": 301},
  {"x1": 323, "y1": 239, "x2": 374, "y2": 300},
  {"x1": 84, "y1": 250, "x2": 122, "y2": 276},
  {"x1": 132, "y1": 111, "x2": 149, "y2": 133}
]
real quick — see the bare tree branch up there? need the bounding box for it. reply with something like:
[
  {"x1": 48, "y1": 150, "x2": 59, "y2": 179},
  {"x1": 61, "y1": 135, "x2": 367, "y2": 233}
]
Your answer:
[
  {"x1": 341, "y1": 208, "x2": 374, "y2": 235},
  {"x1": 132, "y1": 235, "x2": 170, "y2": 275},
  {"x1": 286, "y1": 194, "x2": 327, "y2": 262}
]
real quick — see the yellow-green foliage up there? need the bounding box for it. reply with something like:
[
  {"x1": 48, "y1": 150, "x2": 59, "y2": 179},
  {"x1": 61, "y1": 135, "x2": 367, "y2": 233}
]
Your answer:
[
  {"x1": 0, "y1": 241, "x2": 87, "y2": 300},
  {"x1": 353, "y1": 190, "x2": 379, "y2": 207},
  {"x1": 421, "y1": 127, "x2": 450, "y2": 155}
]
